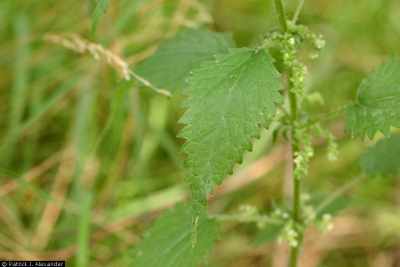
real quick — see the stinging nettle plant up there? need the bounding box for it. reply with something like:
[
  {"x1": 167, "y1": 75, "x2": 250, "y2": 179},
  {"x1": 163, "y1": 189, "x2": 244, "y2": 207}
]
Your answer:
[{"x1": 129, "y1": 1, "x2": 400, "y2": 267}]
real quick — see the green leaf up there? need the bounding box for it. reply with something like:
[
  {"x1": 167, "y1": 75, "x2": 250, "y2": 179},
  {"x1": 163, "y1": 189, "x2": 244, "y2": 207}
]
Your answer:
[
  {"x1": 347, "y1": 58, "x2": 400, "y2": 138},
  {"x1": 360, "y1": 134, "x2": 400, "y2": 176},
  {"x1": 180, "y1": 48, "x2": 282, "y2": 203},
  {"x1": 91, "y1": 0, "x2": 109, "y2": 35},
  {"x1": 133, "y1": 204, "x2": 218, "y2": 267},
  {"x1": 135, "y1": 29, "x2": 235, "y2": 93}
]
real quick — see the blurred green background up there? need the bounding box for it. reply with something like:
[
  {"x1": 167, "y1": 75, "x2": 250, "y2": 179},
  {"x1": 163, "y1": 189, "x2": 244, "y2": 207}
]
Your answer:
[{"x1": 0, "y1": 0, "x2": 399, "y2": 266}]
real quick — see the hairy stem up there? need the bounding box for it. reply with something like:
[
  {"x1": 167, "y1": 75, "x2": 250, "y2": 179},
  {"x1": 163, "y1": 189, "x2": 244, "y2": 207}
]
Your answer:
[
  {"x1": 288, "y1": 74, "x2": 302, "y2": 267},
  {"x1": 273, "y1": 1, "x2": 304, "y2": 267}
]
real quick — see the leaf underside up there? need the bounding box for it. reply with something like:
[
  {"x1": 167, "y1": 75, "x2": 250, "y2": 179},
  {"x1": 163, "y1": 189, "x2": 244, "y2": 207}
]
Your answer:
[
  {"x1": 135, "y1": 29, "x2": 235, "y2": 93},
  {"x1": 360, "y1": 134, "x2": 400, "y2": 176},
  {"x1": 180, "y1": 48, "x2": 282, "y2": 203},
  {"x1": 347, "y1": 58, "x2": 400, "y2": 139},
  {"x1": 133, "y1": 204, "x2": 218, "y2": 267}
]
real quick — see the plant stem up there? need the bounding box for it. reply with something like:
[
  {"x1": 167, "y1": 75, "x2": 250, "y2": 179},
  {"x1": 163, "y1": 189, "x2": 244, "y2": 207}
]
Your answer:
[
  {"x1": 210, "y1": 213, "x2": 283, "y2": 225},
  {"x1": 288, "y1": 75, "x2": 302, "y2": 267},
  {"x1": 273, "y1": 1, "x2": 304, "y2": 267},
  {"x1": 293, "y1": 0, "x2": 305, "y2": 23},
  {"x1": 274, "y1": 0, "x2": 288, "y2": 32},
  {"x1": 288, "y1": 123, "x2": 303, "y2": 265}
]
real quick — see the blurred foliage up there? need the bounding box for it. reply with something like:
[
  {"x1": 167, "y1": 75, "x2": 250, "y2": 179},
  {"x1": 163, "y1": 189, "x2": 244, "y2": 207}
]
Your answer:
[{"x1": 0, "y1": 0, "x2": 399, "y2": 266}]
